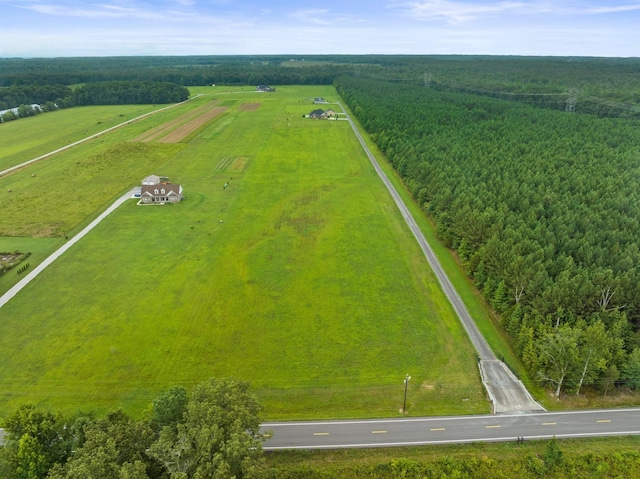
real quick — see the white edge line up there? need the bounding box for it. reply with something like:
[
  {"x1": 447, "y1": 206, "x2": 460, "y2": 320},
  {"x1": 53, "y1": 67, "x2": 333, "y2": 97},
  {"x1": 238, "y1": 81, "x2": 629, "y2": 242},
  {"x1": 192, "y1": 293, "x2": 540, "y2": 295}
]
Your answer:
[
  {"x1": 261, "y1": 407, "x2": 640, "y2": 428},
  {"x1": 263, "y1": 431, "x2": 640, "y2": 450}
]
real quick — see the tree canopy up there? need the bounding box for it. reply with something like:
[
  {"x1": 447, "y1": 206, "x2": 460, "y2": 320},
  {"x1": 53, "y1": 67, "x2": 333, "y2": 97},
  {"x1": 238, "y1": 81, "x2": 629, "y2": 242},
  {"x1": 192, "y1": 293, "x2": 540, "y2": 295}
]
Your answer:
[{"x1": 0, "y1": 378, "x2": 264, "y2": 479}]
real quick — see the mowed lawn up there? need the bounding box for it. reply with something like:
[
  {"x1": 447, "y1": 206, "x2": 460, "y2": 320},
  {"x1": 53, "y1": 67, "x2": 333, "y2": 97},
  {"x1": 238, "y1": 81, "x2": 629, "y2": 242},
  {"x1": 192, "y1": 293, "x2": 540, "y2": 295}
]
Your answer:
[{"x1": 0, "y1": 86, "x2": 486, "y2": 419}]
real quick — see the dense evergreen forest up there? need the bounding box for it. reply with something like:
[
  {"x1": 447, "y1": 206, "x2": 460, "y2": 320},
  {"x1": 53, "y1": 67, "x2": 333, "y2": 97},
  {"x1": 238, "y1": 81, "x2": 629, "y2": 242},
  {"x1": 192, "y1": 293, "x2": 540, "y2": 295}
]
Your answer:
[
  {"x1": 0, "y1": 81, "x2": 189, "y2": 121},
  {"x1": 72, "y1": 81, "x2": 189, "y2": 106},
  {"x1": 336, "y1": 76, "x2": 640, "y2": 395}
]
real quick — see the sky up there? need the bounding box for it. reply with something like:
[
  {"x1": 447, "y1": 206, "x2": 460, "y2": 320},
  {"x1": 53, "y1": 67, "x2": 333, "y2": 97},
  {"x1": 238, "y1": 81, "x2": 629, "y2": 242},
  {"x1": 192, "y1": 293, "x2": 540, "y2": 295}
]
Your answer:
[{"x1": 2, "y1": 1, "x2": 639, "y2": 58}]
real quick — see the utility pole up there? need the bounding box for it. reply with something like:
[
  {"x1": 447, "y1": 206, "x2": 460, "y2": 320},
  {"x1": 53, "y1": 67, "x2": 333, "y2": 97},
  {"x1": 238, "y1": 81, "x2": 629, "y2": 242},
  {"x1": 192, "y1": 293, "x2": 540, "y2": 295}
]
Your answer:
[
  {"x1": 565, "y1": 88, "x2": 581, "y2": 112},
  {"x1": 402, "y1": 373, "x2": 411, "y2": 413}
]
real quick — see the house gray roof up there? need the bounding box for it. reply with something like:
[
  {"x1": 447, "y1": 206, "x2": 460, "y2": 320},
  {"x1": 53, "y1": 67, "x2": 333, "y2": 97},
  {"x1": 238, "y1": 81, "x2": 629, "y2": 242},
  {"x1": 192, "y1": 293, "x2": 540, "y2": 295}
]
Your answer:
[{"x1": 141, "y1": 183, "x2": 182, "y2": 197}]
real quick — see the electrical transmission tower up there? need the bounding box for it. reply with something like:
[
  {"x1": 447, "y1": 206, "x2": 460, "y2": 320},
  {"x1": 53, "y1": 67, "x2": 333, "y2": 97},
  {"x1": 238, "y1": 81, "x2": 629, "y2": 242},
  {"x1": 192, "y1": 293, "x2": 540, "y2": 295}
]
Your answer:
[
  {"x1": 424, "y1": 73, "x2": 432, "y2": 88},
  {"x1": 565, "y1": 88, "x2": 581, "y2": 112}
]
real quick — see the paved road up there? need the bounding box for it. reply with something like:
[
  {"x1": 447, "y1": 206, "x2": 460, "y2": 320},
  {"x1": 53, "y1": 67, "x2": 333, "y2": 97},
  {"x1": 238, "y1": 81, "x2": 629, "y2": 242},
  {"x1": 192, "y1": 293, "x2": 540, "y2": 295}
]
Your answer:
[
  {"x1": 261, "y1": 408, "x2": 640, "y2": 450},
  {"x1": 338, "y1": 102, "x2": 543, "y2": 413}
]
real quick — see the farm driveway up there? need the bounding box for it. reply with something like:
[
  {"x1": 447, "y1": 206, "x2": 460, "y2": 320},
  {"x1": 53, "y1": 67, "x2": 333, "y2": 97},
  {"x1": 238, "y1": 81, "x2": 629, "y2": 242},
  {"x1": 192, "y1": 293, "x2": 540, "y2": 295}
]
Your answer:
[
  {"x1": 338, "y1": 101, "x2": 544, "y2": 414},
  {"x1": 0, "y1": 189, "x2": 134, "y2": 310}
]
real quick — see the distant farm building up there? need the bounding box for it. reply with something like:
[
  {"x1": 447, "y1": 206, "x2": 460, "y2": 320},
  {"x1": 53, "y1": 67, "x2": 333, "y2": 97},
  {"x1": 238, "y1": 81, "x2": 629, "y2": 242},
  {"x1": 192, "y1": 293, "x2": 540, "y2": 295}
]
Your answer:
[
  {"x1": 257, "y1": 85, "x2": 276, "y2": 92},
  {"x1": 138, "y1": 175, "x2": 183, "y2": 204},
  {"x1": 314, "y1": 97, "x2": 328, "y2": 104},
  {"x1": 0, "y1": 103, "x2": 42, "y2": 122}
]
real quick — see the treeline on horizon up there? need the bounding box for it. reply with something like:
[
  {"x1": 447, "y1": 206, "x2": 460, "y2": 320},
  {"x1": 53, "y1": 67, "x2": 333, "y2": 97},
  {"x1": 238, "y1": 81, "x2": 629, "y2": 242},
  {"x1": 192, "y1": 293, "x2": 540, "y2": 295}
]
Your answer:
[
  {"x1": 0, "y1": 81, "x2": 189, "y2": 121},
  {"x1": 2, "y1": 55, "x2": 640, "y2": 117},
  {"x1": 336, "y1": 76, "x2": 640, "y2": 396}
]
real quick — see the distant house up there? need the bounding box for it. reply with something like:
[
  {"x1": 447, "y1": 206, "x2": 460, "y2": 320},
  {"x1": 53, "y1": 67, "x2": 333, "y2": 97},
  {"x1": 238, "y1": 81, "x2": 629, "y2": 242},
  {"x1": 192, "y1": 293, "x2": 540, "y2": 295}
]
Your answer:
[
  {"x1": 139, "y1": 175, "x2": 183, "y2": 204},
  {"x1": 314, "y1": 97, "x2": 328, "y2": 104},
  {"x1": 308, "y1": 109, "x2": 326, "y2": 119},
  {"x1": 307, "y1": 109, "x2": 336, "y2": 119},
  {"x1": 0, "y1": 103, "x2": 42, "y2": 122},
  {"x1": 257, "y1": 85, "x2": 275, "y2": 92}
]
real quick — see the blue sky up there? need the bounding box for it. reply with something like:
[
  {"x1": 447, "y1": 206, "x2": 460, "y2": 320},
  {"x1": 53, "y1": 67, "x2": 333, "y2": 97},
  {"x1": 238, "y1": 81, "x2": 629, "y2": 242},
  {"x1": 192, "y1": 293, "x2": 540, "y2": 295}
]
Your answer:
[{"x1": 2, "y1": 1, "x2": 639, "y2": 57}]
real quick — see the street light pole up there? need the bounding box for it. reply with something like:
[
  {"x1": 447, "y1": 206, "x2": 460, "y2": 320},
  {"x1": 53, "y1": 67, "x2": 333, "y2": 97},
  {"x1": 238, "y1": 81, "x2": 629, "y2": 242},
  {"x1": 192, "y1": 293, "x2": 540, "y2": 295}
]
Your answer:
[{"x1": 403, "y1": 373, "x2": 411, "y2": 413}]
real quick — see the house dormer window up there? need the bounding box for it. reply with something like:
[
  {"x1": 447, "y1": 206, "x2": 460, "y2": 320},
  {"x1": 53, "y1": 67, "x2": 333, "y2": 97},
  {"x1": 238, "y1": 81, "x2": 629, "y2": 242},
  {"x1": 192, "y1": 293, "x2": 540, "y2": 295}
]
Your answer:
[{"x1": 154, "y1": 189, "x2": 159, "y2": 194}]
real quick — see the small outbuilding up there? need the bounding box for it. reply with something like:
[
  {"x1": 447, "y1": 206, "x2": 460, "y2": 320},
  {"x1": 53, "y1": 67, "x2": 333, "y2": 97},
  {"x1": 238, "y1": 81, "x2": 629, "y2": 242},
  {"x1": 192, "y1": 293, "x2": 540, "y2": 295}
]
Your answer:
[{"x1": 141, "y1": 175, "x2": 161, "y2": 185}]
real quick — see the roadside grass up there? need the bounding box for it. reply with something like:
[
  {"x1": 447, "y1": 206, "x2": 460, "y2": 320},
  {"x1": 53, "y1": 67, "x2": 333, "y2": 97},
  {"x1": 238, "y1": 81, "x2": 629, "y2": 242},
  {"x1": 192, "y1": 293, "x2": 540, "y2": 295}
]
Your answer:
[
  {"x1": 0, "y1": 86, "x2": 486, "y2": 419},
  {"x1": 264, "y1": 436, "x2": 640, "y2": 475}
]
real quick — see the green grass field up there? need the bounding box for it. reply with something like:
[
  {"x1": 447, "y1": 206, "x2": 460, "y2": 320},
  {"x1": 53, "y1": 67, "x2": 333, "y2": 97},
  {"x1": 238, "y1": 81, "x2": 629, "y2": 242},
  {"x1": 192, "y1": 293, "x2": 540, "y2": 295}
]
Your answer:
[{"x1": 0, "y1": 86, "x2": 486, "y2": 419}]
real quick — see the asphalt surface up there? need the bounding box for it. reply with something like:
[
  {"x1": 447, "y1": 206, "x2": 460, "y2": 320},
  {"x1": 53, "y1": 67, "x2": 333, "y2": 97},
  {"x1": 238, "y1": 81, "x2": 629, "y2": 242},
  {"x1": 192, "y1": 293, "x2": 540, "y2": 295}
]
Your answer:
[
  {"x1": 338, "y1": 102, "x2": 543, "y2": 414},
  {"x1": 261, "y1": 408, "x2": 640, "y2": 450}
]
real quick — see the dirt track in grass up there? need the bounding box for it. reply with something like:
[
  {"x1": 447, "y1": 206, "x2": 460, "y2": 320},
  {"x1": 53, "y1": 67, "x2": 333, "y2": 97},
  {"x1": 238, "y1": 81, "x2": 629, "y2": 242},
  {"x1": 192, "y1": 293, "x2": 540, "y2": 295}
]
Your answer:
[
  {"x1": 131, "y1": 102, "x2": 227, "y2": 143},
  {"x1": 239, "y1": 102, "x2": 261, "y2": 111}
]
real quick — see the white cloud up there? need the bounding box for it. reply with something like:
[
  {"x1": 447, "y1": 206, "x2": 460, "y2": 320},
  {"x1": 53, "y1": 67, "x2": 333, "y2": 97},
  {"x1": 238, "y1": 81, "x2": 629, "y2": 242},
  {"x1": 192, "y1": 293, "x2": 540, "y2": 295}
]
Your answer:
[
  {"x1": 289, "y1": 8, "x2": 333, "y2": 25},
  {"x1": 393, "y1": 0, "x2": 533, "y2": 23},
  {"x1": 393, "y1": 1, "x2": 640, "y2": 23}
]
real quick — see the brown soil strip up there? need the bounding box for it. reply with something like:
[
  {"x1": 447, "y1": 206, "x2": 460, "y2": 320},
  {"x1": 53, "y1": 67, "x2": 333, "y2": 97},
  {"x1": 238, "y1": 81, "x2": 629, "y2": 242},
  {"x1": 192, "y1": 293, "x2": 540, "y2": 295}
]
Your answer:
[
  {"x1": 131, "y1": 108, "x2": 202, "y2": 142},
  {"x1": 157, "y1": 106, "x2": 227, "y2": 143},
  {"x1": 131, "y1": 102, "x2": 223, "y2": 142},
  {"x1": 240, "y1": 103, "x2": 261, "y2": 111},
  {"x1": 229, "y1": 157, "x2": 248, "y2": 171}
]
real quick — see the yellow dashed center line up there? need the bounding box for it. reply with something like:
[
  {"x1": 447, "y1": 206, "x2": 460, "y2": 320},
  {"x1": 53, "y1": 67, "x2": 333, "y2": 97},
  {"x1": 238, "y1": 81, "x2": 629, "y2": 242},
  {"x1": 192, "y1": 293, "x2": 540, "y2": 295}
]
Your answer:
[
  {"x1": 597, "y1": 420, "x2": 612, "y2": 423},
  {"x1": 430, "y1": 428, "x2": 446, "y2": 431},
  {"x1": 371, "y1": 430, "x2": 387, "y2": 434},
  {"x1": 542, "y1": 422, "x2": 557, "y2": 426},
  {"x1": 313, "y1": 432, "x2": 330, "y2": 436},
  {"x1": 485, "y1": 425, "x2": 501, "y2": 429}
]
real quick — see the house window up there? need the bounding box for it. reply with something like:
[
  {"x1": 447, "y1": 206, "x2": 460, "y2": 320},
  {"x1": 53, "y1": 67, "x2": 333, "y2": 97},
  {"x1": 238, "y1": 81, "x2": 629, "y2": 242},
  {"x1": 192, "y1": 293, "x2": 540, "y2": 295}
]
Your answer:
[
  {"x1": 154, "y1": 189, "x2": 159, "y2": 194},
  {"x1": 161, "y1": 189, "x2": 166, "y2": 194}
]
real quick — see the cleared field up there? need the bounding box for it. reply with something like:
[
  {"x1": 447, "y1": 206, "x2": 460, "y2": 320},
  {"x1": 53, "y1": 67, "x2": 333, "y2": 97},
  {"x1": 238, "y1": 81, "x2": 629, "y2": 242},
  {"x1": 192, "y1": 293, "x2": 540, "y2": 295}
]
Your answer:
[
  {"x1": 0, "y1": 104, "x2": 177, "y2": 172},
  {"x1": 0, "y1": 86, "x2": 485, "y2": 419},
  {"x1": 131, "y1": 101, "x2": 227, "y2": 143}
]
